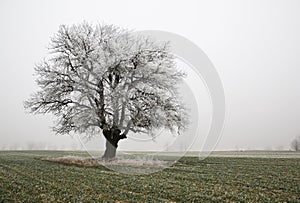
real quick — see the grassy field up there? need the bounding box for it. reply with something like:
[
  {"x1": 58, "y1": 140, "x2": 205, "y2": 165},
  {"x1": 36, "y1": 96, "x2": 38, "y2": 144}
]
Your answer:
[{"x1": 0, "y1": 151, "x2": 299, "y2": 202}]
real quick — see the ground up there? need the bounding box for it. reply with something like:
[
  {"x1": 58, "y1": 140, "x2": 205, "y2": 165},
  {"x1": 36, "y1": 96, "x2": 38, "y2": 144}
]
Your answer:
[{"x1": 0, "y1": 151, "x2": 299, "y2": 202}]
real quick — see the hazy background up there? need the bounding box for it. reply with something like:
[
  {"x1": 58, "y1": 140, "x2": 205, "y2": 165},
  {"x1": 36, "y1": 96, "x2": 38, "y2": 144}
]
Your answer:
[{"x1": 0, "y1": 0, "x2": 300, "y2": 151}]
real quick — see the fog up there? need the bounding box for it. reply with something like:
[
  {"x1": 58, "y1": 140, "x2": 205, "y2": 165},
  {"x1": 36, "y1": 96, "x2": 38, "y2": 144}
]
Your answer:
[{"x1": 0, "y1": 0, "x2": 300, "y2": 151}]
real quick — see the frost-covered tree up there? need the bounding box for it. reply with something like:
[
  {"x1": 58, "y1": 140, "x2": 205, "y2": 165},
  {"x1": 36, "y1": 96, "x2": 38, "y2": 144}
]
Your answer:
[
  {"x1": 291, "y1": 135, "x2": 300, "y2": 151},
  {"x1": 25, "y1": 22, "x2": 187, "y2": 159}
]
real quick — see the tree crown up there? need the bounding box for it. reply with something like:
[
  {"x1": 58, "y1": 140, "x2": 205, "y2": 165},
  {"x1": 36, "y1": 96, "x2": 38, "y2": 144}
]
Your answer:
[{"x1": 25, "y1": 22, "x2": 188, "y2": 138}]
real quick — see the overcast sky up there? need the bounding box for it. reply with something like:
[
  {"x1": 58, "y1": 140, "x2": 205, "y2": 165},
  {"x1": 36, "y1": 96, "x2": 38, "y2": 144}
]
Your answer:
[{"x1": 0, "y1": 0, "x2": 300, "y2": 151}]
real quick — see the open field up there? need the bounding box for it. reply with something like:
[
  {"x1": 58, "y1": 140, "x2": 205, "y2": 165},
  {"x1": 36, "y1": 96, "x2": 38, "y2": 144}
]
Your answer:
[{"x1": 0, "y1": 151, "x2": 299, "y2": 202}]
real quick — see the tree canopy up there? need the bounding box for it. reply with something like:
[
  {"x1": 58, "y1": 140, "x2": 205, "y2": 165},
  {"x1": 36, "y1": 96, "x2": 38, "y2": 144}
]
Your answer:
[{"x1": 25, "y1": 23, "x2": 188, "y2": 157}]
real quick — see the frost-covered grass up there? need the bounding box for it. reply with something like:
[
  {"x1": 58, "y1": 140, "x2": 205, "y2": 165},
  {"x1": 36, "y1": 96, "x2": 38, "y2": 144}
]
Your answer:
[
  {"x1": 43, "y1": 156, "x2": 100, "y2": 167},
  {"x1": 43, "y1": 155, "x2": 171, "y2": 169},
  {"x1": 0, "y1": 151, "x2": 299, "y2": 202}
]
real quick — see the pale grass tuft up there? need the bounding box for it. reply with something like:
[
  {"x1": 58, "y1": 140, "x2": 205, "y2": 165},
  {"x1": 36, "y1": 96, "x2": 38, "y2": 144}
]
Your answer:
[{"x1": 42, "y1": 156, "x2": 171, "y2": 168}]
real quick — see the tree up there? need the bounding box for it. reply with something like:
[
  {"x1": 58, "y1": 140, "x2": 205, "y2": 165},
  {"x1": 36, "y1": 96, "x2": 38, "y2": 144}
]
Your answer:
[
  {"x1": 25, "y1": 22, "x2": 187, "y2": 159},
  {"x1": 291, "y1": 135, "x2": 300, "y2": 151}
]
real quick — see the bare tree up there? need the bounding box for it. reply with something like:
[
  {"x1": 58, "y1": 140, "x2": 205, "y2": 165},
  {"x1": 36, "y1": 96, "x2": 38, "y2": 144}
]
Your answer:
[
  {"x1": 291, "y1": 135, "x2": 300, "y2": 151},
  {"x1": 25, "y1": 22, "x2": 187, "y2": 159}
]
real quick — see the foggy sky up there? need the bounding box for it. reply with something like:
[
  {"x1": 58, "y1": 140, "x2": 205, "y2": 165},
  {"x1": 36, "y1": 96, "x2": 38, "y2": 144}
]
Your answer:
[{"x1": 0, "y1": 0, "x2": 300, "y2": 151}]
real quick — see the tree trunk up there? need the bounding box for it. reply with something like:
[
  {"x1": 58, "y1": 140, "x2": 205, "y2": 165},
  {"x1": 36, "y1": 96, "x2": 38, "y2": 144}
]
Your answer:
[
  {"x1": 103, "y1": 139, "x2": 117, "y2": 159},
  {"x1": 102, "y1": 128, "x2": 126, "y2": 160}
]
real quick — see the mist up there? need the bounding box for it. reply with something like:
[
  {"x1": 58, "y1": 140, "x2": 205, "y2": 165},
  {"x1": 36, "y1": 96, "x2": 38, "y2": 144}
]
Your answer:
[{"x1": 0, "y1": 0, "x2": 300, "y2": 151}]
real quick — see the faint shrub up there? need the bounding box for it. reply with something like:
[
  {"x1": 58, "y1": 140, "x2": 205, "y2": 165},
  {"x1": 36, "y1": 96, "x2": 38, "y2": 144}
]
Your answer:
[{"x1": 291, "y1": 135, "x2": 300, "y2": 151}]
